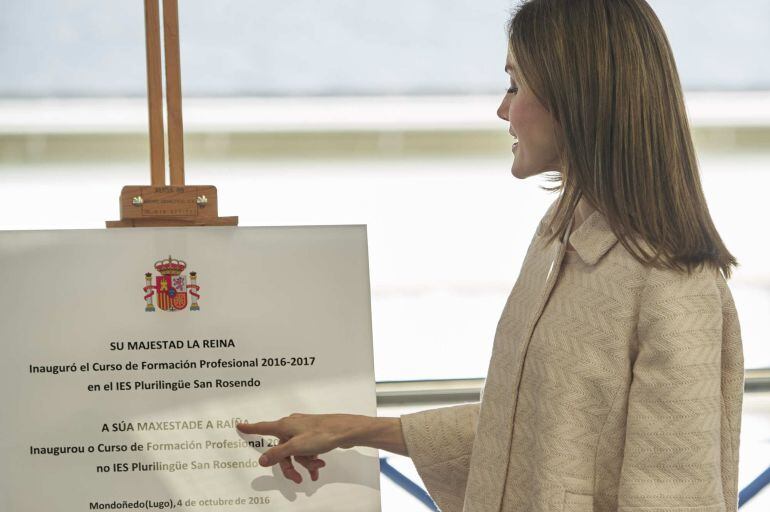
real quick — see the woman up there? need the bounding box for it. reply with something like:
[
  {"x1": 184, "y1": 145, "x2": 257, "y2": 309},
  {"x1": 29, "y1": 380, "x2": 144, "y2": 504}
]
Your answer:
[{"x1": 237, "y1": 0, "x2": 744, "y2": 510}]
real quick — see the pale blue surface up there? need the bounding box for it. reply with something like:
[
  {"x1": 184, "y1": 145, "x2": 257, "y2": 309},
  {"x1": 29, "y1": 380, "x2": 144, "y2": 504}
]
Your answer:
[{"x1": 1, "y1": 0, "x2": 769, "y2": 97}]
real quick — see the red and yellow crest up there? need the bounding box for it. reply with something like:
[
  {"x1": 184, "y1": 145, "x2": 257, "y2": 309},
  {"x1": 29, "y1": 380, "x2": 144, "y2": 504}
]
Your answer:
[{"x1": 143, "y1": 256, "x2": 200, "y2": 312}]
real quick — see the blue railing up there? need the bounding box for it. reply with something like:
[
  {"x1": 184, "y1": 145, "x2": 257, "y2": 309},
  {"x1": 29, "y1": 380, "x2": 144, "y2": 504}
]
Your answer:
[
  {"x1": 739, "y1": 464, "x2": 770, "y2": 508},
  {"x1": 379, "y1": 458, "x2": 438, "y2": 511}
]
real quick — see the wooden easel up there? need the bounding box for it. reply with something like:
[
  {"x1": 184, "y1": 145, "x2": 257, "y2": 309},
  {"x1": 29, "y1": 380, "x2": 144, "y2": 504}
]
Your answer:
[{"x1": 107, "y1": 0, "x2": 238, "y2": 228}]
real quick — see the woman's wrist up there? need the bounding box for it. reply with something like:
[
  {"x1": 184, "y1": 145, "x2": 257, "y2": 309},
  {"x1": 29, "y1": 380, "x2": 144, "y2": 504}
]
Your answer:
[{"x1": 339, "y1": 415, "x2": 407, "y2": 456}]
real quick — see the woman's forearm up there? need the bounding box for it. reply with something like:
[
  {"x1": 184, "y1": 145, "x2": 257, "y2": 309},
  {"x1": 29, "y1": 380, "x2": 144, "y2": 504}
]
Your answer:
[{"x1": 343, "y1": 415, "x2": 408, "y2": 456}]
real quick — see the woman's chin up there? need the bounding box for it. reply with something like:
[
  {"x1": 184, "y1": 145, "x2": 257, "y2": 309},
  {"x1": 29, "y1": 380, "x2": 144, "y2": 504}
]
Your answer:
[
  {"x1": 510, "y1": 160, "x2": 534, "y2": 179},
  {"x1": 510, "y1": 157, "x2": 557, "y2": 179}
]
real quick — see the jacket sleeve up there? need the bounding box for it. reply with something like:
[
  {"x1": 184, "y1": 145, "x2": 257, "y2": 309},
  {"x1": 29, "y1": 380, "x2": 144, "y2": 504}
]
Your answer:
[
  {"x1": 618, "y1": 266, "x2": 742, "y2": 512},
  {"x1": 400, "y1": 403, "x2": 480, "y2": 512}
]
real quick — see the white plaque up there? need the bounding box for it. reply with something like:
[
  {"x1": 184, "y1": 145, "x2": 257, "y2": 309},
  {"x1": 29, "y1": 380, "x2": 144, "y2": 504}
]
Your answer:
[{"x1": 0, "y1": 226, "x2": 380, "y2": 511}]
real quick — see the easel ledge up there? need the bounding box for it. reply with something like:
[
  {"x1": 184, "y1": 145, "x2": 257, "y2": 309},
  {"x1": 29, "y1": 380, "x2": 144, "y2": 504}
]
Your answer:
[
  {"x1": 107, "y1": 185, "x2": 238, "y2": 228},
  {"x1": 107, "y1": 219, "x2": 238, "y2": 227}
]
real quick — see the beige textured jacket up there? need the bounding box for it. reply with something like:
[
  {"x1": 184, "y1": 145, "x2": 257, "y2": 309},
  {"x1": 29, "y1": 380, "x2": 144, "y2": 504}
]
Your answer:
[{"x1": 401, "y1": 199, "x2": 744, "y2": 512}]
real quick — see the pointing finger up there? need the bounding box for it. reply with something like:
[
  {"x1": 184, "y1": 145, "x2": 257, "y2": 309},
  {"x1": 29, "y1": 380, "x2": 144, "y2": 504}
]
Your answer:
[{"x1": 236, "y1": 421, "x2": 284, "y2": 437}]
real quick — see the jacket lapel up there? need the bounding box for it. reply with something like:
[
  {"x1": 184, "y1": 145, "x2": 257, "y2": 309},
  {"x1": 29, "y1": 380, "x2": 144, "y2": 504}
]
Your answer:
[
  {"x1": 541, "y1": 200, "x2": 620, "y2": 266},
  {"x1": 563, "y1": 208, "x2": 620, "y2": 266}
]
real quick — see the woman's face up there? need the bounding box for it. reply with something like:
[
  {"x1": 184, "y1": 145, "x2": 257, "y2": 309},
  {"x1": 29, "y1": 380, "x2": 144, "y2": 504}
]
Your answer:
[{"x1": 497, "y1": 54, "x2": 561, "y2": 179}]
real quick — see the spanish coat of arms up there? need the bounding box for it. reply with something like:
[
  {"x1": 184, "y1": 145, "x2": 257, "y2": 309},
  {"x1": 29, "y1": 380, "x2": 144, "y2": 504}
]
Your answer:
[{"x1": 143, "y1": 256, "x2": 200, "y2": 312}]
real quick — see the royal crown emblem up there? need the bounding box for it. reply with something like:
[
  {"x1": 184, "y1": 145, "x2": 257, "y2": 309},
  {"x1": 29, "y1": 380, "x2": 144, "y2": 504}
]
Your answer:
[{"x1": 142, "y1": 255, "x2": 200, "y2": 312}]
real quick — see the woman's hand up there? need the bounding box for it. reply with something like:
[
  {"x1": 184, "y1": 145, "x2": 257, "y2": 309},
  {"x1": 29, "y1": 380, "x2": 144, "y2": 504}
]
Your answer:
[
  {"x1": 236, "y1": 413, "x2": 363, "y2": 483},
  {"x1": 236, "y1": 413, "x2": 407, "y2": 483}
]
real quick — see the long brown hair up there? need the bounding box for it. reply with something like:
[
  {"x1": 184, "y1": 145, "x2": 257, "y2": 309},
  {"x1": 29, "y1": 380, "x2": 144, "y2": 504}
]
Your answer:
[{"x1": 508, "y1": 0, "x2": 738, "y2": 279}]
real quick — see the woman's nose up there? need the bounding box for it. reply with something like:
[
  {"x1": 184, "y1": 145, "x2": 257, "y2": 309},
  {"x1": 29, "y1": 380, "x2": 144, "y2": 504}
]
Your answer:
[{"x1": 497, "y1": 98, "x2": 509, "y2": 122}]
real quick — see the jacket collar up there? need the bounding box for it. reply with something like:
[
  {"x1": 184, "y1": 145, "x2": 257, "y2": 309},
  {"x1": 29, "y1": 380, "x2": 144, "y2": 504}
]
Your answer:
[{"x1": 536, "y1": 199, "x2": 619, "y2": 266}]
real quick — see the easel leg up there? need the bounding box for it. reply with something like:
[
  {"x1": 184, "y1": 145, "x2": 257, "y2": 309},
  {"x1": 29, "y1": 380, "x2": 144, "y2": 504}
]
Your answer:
[
  {"x1": 144, "y1": 0, "x2": 166, "y2": 187},
  {"x1": 163, "y1": 0, "x2": 186, "y2": 187}
]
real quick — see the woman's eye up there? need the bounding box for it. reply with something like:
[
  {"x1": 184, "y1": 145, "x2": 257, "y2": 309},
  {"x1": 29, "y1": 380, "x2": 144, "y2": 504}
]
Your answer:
[{"x1": 506, "y1": 86, "x2": 518, "y2": 94}]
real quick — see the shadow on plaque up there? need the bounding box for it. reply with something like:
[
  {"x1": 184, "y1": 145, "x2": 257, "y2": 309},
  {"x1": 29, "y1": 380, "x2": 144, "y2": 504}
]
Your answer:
[{"x1": 249, "y1": 450, "x2": 380, "y2": 500}]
